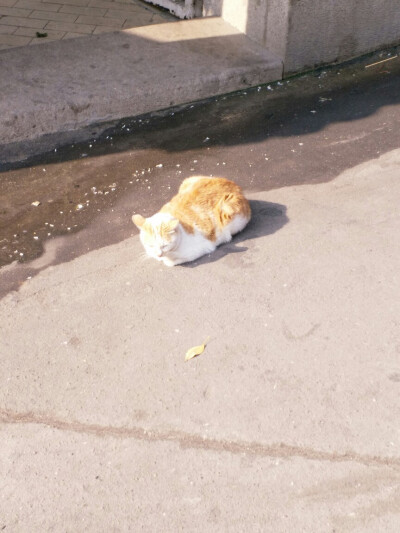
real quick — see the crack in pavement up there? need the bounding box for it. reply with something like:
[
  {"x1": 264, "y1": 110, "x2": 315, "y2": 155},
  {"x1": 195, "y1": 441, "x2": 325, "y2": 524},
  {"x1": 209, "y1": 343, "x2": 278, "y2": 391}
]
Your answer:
[{"x1": 1, "y1": 407, "x2": 399, "y2": 469}]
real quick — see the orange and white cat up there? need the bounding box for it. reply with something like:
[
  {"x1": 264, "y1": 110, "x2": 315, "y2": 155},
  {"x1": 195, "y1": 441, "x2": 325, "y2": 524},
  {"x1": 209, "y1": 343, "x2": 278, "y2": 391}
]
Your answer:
[{"x1": 132, "y1": 176, "x2": 251, "y2": 266}]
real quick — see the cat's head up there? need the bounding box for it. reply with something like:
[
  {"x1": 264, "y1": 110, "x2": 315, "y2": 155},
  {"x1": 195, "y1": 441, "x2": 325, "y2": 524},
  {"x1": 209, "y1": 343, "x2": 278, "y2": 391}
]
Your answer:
[{"x1": 132, "y1": 213, "x2": 180, "y2": 260}]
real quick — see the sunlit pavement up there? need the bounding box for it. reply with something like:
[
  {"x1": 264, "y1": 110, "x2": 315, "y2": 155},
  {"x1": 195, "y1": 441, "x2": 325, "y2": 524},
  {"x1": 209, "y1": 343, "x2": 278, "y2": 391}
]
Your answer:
[{"x1": 1, "y1": 51, "x2": 400, "y2": 531}]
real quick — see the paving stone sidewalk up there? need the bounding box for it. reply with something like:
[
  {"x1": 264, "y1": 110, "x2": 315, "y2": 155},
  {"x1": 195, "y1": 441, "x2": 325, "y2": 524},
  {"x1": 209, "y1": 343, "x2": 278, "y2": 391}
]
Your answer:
[{"x1": 0, "y1": 0, "x2": 175, "y2": 49}]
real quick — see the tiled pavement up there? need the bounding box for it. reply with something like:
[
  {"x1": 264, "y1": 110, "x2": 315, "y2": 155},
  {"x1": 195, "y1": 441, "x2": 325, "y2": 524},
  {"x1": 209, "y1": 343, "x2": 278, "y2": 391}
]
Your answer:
[{"x1": 0, "y1": 0, "x2": 176, "y2": 49}]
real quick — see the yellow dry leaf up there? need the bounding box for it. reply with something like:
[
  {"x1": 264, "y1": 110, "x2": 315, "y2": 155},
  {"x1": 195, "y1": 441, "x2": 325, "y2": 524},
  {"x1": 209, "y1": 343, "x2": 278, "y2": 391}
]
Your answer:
[{"x1": 185, "y1": 337, "x2": 210, "y2": 361}]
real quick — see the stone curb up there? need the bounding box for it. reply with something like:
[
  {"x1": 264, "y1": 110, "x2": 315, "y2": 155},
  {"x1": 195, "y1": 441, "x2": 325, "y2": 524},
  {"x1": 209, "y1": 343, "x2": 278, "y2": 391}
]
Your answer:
[{"x1": 0, "y1": 17, "x2": 282, "y2": 150}]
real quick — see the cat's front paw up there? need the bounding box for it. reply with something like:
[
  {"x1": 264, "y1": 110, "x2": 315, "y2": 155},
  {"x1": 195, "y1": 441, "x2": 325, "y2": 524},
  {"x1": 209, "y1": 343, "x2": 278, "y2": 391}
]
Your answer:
[{"x1": 162, "y1": 257, "x2": 177, "y2": 267}]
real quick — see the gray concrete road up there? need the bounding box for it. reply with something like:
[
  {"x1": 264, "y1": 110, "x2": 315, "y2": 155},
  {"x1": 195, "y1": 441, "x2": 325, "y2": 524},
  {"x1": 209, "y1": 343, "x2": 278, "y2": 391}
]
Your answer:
[{"x1": 1, "y1": 52, "x2": 400, "y2": 531}]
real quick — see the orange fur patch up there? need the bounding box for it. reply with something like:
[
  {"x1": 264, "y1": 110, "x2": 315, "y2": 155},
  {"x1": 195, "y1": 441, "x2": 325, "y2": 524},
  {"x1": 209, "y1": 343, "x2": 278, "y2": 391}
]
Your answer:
[{"x1": 160, "y1": 177, "x2": 251, "y2": 241}]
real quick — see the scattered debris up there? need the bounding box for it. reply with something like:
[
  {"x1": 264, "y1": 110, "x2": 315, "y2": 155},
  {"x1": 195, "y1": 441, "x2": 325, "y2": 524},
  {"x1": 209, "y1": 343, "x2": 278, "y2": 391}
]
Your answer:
[
  {"x1": 31, "y1": 201, "x2": 41, "y2": 207},
  {"x1": 185, "y1": 337, "x2": 210, "y2": 362},
  {"x1": 36, "y1": 31, "x2": 48, "y2": 38}
]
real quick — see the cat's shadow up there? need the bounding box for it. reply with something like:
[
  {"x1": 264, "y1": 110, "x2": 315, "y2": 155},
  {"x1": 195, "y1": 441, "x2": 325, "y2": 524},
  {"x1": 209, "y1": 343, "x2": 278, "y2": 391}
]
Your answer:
[{"x1": 181, "y1": 200, "x2": 288, "y2": 268}]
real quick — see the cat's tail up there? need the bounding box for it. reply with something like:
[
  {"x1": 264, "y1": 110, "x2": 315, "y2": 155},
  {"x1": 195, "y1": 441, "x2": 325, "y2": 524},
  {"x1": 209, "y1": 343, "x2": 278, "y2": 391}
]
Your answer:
[{"x1": 216, "y1": 193, "x2": 251, "y2": 227}]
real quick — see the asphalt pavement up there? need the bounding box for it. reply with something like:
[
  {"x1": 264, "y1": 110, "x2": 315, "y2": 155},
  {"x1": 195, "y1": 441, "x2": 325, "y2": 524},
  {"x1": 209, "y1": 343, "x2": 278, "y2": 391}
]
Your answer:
[{"x1": 1, "y1": 50, "x2": 400, "y2": 531}]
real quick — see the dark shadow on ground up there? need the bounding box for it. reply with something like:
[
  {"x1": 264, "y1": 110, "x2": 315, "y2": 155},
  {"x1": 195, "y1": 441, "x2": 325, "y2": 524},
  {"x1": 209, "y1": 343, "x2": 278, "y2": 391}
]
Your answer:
[
  {"x1": 182, "y1": 200, "x2": 288, "y2": 267},
  {"x1": 1, "y1": 48, "x2": 400, "y2": 276}
]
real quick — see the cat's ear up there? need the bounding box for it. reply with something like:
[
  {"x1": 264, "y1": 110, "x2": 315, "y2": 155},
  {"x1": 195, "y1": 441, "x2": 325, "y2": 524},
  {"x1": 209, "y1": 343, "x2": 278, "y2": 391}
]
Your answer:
[
  {"x1": 132, "y1": 214, "x2": 146, "y2": 228},
  {"x1": 166, "y1": 218, "x2": 179, "y2": 232}
]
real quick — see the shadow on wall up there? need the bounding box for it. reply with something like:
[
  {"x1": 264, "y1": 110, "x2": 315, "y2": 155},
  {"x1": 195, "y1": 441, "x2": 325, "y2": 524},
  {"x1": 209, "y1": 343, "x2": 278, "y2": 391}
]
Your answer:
[{"x1": 182, "y1": 200, "x2": 288, "y2": 267}]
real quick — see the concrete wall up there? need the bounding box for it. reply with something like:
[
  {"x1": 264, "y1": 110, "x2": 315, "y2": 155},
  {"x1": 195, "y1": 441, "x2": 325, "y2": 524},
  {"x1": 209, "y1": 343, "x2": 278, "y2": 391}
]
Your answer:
[
  {"x1": 285, "y1": 0, "x2": 400, "y2": 73},
  {"x1": 202, "y1": 0, "x2": 400, "y2": 74}
]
